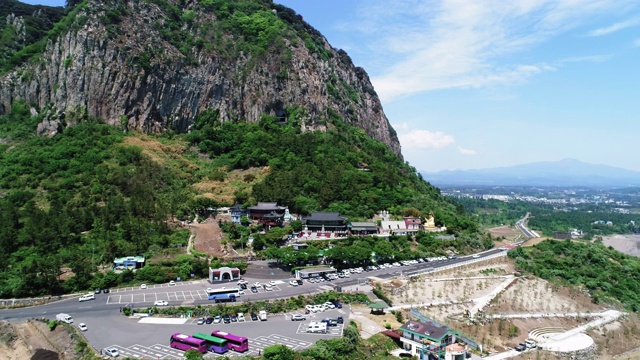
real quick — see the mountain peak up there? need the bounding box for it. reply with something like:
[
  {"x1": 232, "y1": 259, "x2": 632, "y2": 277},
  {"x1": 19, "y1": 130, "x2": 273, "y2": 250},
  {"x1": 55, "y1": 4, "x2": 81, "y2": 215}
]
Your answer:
[{"x1": 423, "y1": 159, "x2": 640, "y2": 187}]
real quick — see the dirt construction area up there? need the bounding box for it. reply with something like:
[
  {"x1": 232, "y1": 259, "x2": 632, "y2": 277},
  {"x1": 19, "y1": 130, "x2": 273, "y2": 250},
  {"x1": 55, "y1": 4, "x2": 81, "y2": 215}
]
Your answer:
[
  {"x1": 367, "y1": 256, "x2": 640, "y2": 357},
  {"x1": 0, "y1": 319, "x2": 91, "y2": 360}
]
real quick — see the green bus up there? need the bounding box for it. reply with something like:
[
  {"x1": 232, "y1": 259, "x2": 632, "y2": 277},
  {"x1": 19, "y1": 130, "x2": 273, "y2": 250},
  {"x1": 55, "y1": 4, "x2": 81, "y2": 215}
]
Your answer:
[{"x1": 192, "y1": 332, "x2": 228, "y2": 354}]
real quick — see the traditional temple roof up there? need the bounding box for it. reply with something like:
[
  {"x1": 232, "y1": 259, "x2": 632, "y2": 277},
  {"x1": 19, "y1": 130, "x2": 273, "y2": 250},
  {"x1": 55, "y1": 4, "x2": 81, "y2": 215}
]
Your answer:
[{"x1": 304, "y1": 212, "x2": 348, "y2": 222}]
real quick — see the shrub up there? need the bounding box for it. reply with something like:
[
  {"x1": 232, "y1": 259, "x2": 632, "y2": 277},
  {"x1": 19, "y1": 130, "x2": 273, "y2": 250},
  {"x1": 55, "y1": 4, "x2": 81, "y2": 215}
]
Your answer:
[
  {"x1": 48, "y1": 320, "x2": 58, "y2": 331},
  {"x1": 372, "y1": 288, "x2": 393, "y2": 307}
]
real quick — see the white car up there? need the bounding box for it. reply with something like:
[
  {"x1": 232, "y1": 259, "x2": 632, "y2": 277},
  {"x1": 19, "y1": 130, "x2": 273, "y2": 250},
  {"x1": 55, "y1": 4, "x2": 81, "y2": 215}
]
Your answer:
[
  {"x1": 269, "y1": 280, "x2": 277, "y2": 286},
  {"x1": 237, "y1": 313, "x2": 245, "y2": 321},
  {"x1": 79, "y1": 294, "x2": 95, "y2": 302},
  {"x1": 237, "y1": 280, "x2": 248, "y2": 285},
  {"x1": 104, "y1": 348, "x2": 120, "y2": 357},
  {"x1": 291, "y1": 313, "x2": 306, "y2": 321},
  {"x1": 289, "y1": 280, "x2": 298, "y2": 286},
  {"x1": 254, "y1": 282, "x2": 261, "y2": 288},
  {"x1": 305, "y1": 305, "x2": 316, "y2": 313},
  {"x1": 154, "y1": 300, "x2": 168, "y2": 306},
  {"x1": 78, "y1": 323, "x2": 88, "y2": 331},
  {"x1": 264, "y1": 285, "x2": 273, "y2": 291},
  {"x1": 213, "y1": 315, "x2": 221, "y2": 324},
  {"x1": 472, "y1": 254, "x2": 480, "y2": 258},
  {"x1": 206, "y1": 287, "x2": 213, "y2": 293},
  {"x1": 140, "y1": 284, "x2": 147, "y2": 289},
  {"x1": 324, "y1": 302, "x2": 335, "y2": 309},
  {"x1": 169, "y1": 280, "x2": 176, "y2": 286}
]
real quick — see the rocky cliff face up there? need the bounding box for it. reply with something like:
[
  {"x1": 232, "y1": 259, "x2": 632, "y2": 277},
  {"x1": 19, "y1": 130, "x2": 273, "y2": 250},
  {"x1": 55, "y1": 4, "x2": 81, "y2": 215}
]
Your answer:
[{"x1": 0, "y1": 0, "x2": 401, "y2": 156}]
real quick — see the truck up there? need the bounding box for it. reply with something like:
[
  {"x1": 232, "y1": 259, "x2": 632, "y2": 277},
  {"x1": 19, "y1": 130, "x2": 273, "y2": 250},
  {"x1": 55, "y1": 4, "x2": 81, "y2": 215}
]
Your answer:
[
  {"x1": 56, "y1": 313, "x2": 73, "y2": 324},
  {"x1": 259, "y1": 310, "x2": 267, "y2": 321}
]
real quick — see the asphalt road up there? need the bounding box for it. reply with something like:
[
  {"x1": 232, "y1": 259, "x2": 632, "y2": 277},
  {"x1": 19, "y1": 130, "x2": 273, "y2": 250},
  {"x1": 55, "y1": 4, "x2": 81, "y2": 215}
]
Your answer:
[
  {"x1": 0, "y1": 248, "x2": 507, "y2": 322},
  {"x1": 0, "y1": 248, "x2": 506, "y2": 355}
]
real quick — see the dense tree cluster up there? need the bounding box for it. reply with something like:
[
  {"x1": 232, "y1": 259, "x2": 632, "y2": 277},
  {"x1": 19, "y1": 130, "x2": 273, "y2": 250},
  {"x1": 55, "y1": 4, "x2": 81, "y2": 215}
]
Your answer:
[
  {"x1": 508, "y1": 240, "x2": 640, "y2": 312},
  {"x1": 264, "y1": 231, "x2": 494, "y2": 269},
  {"x1": 0, "y1": 104, "x2": 195, "y2": 297}
]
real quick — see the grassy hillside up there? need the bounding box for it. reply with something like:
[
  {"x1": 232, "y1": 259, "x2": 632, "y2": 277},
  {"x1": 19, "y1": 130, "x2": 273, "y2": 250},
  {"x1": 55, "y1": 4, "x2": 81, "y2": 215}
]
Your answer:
[{"x1": 508, "y1": 240, "x2": 640, "y2": 312}]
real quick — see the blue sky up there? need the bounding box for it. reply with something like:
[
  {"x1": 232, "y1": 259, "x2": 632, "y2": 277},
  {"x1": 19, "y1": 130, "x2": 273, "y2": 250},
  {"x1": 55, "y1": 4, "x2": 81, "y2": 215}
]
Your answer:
[{"x1": 22, "y1": 0, "x2": 640, "y2": 172}]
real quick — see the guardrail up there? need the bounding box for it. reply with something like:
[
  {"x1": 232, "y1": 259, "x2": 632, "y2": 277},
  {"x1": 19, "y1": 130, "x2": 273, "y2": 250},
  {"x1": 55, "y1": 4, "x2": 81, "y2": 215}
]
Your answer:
[{"x1": 404, "y1": 252, "x2": 508, "y2": 279}]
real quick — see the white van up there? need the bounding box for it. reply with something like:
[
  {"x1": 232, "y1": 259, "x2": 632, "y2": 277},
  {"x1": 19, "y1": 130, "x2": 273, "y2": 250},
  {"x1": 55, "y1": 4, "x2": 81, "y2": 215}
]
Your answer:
[
  {"x1": 525, "y1": 339, "x2": 537, "y2": 349},
  {"x1": 79, "y1": 293, "x2": 95, "y2": 302},
  {"x1": 306, "y1": 321, "x2": 327, "y2": 333}
]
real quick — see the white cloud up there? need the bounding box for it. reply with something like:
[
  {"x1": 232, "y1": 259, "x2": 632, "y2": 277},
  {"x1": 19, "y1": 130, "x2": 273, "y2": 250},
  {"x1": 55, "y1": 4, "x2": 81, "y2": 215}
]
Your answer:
[
  {"x1": 558, "y1": 55, "x2": 612, "y2": 63},
  {"x1": 391, "y1": 122, "x2": 410, "y2": 131},
  {"x1": 343, "y1": 0, "x2": 637, "y2": 101},
  {"x1": 399, "y1": 130, "x2": 455, "y2": 150},
  {"x1": 458, "y1": 147, "x2": 477, "y2": 156},
  {"x1": 588, "y1": 18, "x2": 640, "y2": 36}
]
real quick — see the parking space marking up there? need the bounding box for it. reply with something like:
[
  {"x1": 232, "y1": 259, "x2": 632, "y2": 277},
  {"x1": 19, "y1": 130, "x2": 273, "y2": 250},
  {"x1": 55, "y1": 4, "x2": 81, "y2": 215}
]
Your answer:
[{"x1": 109, "y1": 334, "x2": 316, "y2": 359}]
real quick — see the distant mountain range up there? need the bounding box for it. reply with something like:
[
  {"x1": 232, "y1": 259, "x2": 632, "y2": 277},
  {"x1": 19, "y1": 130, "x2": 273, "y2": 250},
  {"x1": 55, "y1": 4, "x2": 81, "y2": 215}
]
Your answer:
[{"x1": 422, "y1": 159, "x2": 640, "y2": 187}]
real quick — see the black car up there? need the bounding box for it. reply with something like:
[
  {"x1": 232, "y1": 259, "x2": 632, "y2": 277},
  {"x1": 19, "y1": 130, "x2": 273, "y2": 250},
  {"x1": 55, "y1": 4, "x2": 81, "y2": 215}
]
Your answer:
[
  {"x1": 296, "y1": 279, "x2": 303, "y2": 285},
  {"x1": 336, "y1": 316, "x2": 344, "y2": 324},
  {"x1": 239, "y1": 283, "x2": 247, "y2": 290},
  {"x1": 250, "y1": 286, "x2": 258, "y2": 293},
  {"x1": 223, "y1": 315, "x2": 231, "y2": 324},
  {"x1": 103, "y1": 288, "x2": 110, "y2": 293},
  {"x1": 250, "y1": 313, "x2": 258, "y2": 321},
  {"x1": 321, "y1": 318, "x2": 338, "y2": 326},
  {"x1": 332, "y1": 301, "x2": 342, "y2": 309},
  {"x1": 230, "y1": 314, "x2": 238, "y2": 322},
  {"x1": 205, "y1": 317, "x2": 214, "y2": 324}
]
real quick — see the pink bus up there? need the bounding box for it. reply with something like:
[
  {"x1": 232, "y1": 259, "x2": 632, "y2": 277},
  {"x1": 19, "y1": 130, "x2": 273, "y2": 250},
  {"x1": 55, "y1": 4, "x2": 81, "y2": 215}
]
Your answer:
[
  {"x1": 170, "y1": 333, "x2": 207, "y2": 353},
  {"x1": 210, "y1": 330, "x2": 249, "y2": 352}
]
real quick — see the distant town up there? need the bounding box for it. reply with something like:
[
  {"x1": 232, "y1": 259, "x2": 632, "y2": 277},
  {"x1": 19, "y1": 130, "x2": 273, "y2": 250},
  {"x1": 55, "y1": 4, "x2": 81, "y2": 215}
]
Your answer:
[{"x1": 442, "y1": 186, "x2": 640, "y2": 214}]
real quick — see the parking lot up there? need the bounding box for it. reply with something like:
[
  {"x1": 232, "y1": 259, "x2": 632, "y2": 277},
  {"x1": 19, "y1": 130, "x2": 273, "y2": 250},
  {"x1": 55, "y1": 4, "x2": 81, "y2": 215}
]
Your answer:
[
  {"x1": 99, "y1": 309, "x2": 346, "y2": 359},
  {"x1": 103, "y1": 334, "x2": 313, "y2": 359},
  {"x1": 106, "y1": 284, "x2": 285, "y2": 305}
]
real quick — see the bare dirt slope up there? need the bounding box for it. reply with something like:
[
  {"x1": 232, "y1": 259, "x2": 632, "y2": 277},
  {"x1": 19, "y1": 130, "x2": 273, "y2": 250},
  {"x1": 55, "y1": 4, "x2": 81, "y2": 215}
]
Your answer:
[
  {"x1": 0, "y1": 319, "x2": 91, "y2": 360},
  {"x1": 603, "y1": 234, "x2": 640, "y2": 257},
  {"x1": 191, "y1": 218, "x2": 227, "y2": 258},
  {"x1": 487, "y1": 225, "x2": 522, "y2": 243}
]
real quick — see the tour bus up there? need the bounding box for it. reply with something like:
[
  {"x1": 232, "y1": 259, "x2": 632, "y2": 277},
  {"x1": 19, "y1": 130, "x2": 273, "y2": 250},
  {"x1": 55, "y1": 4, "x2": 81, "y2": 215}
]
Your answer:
[
  {"x1": 210, "y1": 330, "x2": 249, "y2": 352},
  {"x1": 169, "y1": 333, "x2": 207, "y2": 353},
  {"x1": 206, "y1": 287, "x2": 241, "y2": 302},
  {"x1": 192, "y1": 332, "x2": 228, "y2": 354}
]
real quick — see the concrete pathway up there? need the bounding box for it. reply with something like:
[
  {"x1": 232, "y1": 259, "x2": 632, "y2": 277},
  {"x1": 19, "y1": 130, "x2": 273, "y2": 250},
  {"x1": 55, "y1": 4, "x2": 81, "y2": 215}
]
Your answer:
[
  {"x1": 349, "y1": 309, "x2": 387, "y2": 339},
  {"x1": 483, "y1": 310, "x2": 625, "y2": 359},
  {"x1": 490, "y1": 310, "x2": 619, "y2": 319},
  {"x1": 541, "y1": 310, "x2": 623, "y2": 351},
  {"x1": 470, "y1": 275, "x2": 516, "y2": 315}
]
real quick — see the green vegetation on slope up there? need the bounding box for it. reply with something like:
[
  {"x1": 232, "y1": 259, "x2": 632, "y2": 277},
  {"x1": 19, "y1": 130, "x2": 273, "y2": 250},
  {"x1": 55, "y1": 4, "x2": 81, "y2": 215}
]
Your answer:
[
  {"x1": 0, "y1": 0, "x2": 65, "y2": 70},
  {"x1": 0, "y1": 102, "x2": 196, "y2": 297},
  {"x1": 188, "y1": 110, "x2": 476, "y2": 233},
  {"x1": 508, "y1": 240, "x2": 640, "y2": 312}
]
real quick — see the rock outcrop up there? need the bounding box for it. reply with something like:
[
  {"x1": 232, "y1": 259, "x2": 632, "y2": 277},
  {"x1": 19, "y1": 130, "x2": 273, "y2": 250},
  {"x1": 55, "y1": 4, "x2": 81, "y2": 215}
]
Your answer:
[{"x1": 0, "y1": 0, "x2": 401, "y2": 156}]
